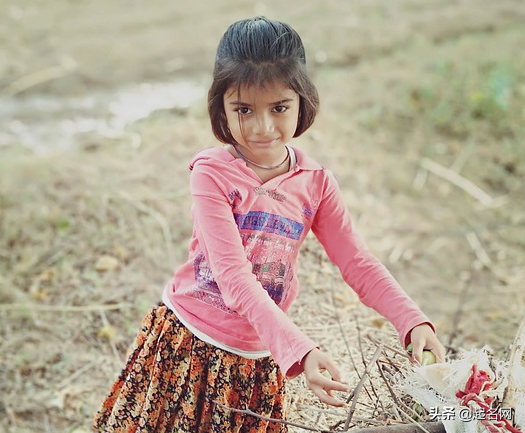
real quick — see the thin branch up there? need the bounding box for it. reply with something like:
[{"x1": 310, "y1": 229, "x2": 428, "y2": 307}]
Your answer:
[
  {"x1": 56, "y1": 360, "x2": 97, "y2": 389},
  {"x1": 461, "y1": 217, "x2": 511, "y2": 283},
  {"x1": 389, "y1": 396, "x2": 437, "y2": 433},
  {"x1": 375, "y1": 360, "x2": 434, "y2": 433},
  {"x1": 355, "y1": 314, "x2": 367, "y2": 368},
  {"x1": 367, "y1": 334, "x2": 411, "y2": 361},
  {"x1": 420, "y1": 157, "x2": 504, "y2": 207},
  {"x1": 465, "y1": 231, "x2": 492, "y2": 268},
  {"x1": 295, "y1": 403, "x2": 347, "y2": 418},
  {"x1": 213, "y1": 400, "x2": 445, "y2": 433},
  {"x1": 344, "y1": 344, "x2": 384, "y2": 430},
  {"x1": 351, "y1": 422, "x2": 445, "y2": 433},
  {"x1": 2, "y1": 57, "x2": 77, "y2": 97},
  {"x1": 330, "y1": 278, "x2": 375, "y2": 405},
  {"x1": 502, "y1": 312, "x2": 525, "y2": 410},
  {"x1": 355, "y1": 316, "x2": 384, "y2": 416},
  {"x1": 212, "y1": 400, "x2": 329, "y2": 432},
  {"x1": 376, "y1": 360, "x2": 403, "y2": 408}
]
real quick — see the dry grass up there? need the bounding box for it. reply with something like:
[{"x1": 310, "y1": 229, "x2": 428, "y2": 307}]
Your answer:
[
  {"x1": 1, "y1": 1, "x2": 525, "y2": 432},
  {"x1": 0, "y1": 134, "x2": 417, "y2": 433}
]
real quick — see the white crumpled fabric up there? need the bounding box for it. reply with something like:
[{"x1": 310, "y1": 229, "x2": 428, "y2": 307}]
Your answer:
[{"x1": 399, "y1": 347, "x2": 524, "y2": 433}]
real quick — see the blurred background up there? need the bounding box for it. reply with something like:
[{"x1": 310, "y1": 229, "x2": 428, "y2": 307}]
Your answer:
[{"x1": 1, "y1": 1, "x2": 524, "y2": 431}]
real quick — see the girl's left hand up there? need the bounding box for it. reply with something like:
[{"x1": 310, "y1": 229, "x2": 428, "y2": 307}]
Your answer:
[
  {"x1": 303, "y1": 348, "x2": 350, "y2": 407},
  {"x1": 408, "y1": 323, "x2": 446, "y2": 365}
]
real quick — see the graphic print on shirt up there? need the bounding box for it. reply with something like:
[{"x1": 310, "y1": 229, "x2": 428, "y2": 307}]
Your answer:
[
  {"x1": 241, "y1": 231, "x2": 296, "y2": 305},
  {"x1": 234, "y1": 211, "x2": 304, "y2": 240},
  {"x1": 190, "y1": 249, "x2": 294, "y2": 311},
  {"x1": 251, "y1": 257, "x2": 293, "y2": 304},
  {"x1": 253, "y1": 187, "x2": 287, "y2": 202},
  {"x1": 190, "y1": 252, "x2": 235, "y2": 313},
  {"x1": 302, "y1": 199, "x2": 319, "y2": 220},
  {"x1": 189, "y1": 212, "x2": 303, "y2": 312},
  {"x1": 228, "y1": 189, "x2": 243, "y2": 208}
]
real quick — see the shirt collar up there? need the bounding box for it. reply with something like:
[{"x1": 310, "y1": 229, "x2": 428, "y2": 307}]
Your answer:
[
  {"x1": 189, "y1": 145, "x2": 323, "y2": 172},
  {"x1": 289, "y1": 146, "x2": 324, "y2": 171}
]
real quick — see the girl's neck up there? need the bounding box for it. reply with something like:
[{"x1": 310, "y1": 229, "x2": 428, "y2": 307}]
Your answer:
[
  {"x1": 234, "y1": 145, "x2": 290, "y2": 170},
  {"x1": 226, "y1": 145, "x2": 292, "y2": 182}
]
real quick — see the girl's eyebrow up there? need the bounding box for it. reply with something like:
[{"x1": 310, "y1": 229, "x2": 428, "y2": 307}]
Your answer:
[{"x1": 228, "y1": 98, "x2": 295, "y2": 106}]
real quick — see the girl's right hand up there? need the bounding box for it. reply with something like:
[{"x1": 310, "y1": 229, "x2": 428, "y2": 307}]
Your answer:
[{"x1": 303, "y1": 348, "x2": 350, "y2": 407}]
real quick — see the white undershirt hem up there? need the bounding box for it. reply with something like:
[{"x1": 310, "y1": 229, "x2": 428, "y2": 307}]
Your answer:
[{"x1": 162, "y1": 286, "x2": 272, "y2": 360}]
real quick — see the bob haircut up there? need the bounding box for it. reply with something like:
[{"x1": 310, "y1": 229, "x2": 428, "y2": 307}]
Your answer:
[{"x1": 208, "y1": 17, "x2": 319, "y2": 145}]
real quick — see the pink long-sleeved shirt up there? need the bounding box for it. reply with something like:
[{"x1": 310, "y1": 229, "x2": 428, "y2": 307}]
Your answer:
[{"x1": 164, "y1": 146, "x2": 432, "y2": 377}]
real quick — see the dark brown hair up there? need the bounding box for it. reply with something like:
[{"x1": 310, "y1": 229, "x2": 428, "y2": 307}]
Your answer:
[{"x1": 208, "y1": 17, "x2": 319, "y2": 144}]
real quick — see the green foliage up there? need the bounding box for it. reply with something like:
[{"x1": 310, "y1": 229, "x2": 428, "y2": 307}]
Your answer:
[{"x1": 407, "y1": 60, "x2": 524, "y2": 139}]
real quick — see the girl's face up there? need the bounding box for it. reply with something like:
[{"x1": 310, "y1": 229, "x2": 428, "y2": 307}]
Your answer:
[{"x1": 223, "y1": 81, "x2": 300, "y2": 162}]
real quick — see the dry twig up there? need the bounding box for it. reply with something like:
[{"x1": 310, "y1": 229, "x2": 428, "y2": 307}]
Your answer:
[
  {"x1": 465, "y1": 231, "x2": 492, "y2": 268},
  {"x1": 355, "y1": 316, "x2": 383, "y2": 415},
  {"x1": 344, "y1": 344, "x2": 384, "y2": 430},
  {"x1": 376, "y1": 361, "x2": 403, "y2": 409},
  {"x1": 420, "y1": 158, "x2": 502, "y2": 207},
  {"x1": 502, "y1": 312, "x2": 525, "y2": 411},
  {"x1": 213, "y1": 400, "x2": 329, "y2": 432},
  {"x1": 56, "y1": 360, "x2": 97, "y2": 390},
  {"x1": 347, "y1": 422, "x2": 445, "y2": 433},
  {"x1": 2, "y1": 57, "x2": 77, "y2": 97},
  {"x1": 213, "y1": 400, "x2": 445, "y2": 433}
]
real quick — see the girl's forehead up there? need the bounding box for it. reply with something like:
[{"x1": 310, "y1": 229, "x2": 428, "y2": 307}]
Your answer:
[{"x1": 224, "y1": 82, "x2": 298, "y2": 102}]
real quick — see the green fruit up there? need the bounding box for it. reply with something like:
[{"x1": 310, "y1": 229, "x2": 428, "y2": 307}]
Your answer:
[
  {"x1": 406, "y1": 343, "x2": 436, "y2": 365},
  {"x1": 421, "y1": 350, "x2": 436, "y2": 365}
]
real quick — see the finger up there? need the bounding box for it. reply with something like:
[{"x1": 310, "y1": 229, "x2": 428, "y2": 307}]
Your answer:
[
  {"x1": 410, "y1": 341, "x2": 425, "y2": 365},
  {"x1": 421, "y1": 334, "x2": 446, "y2": 363},
  {"x1": 310, "y1": 372, "x2": 349, "y2": 393},
  {"x1": 327, "y1": 379, "x2": 349, "y2": 393},
  {"x1": 311, "y1": 386, "x2": 347, "y2": 407},
  {"x1": 323, "y1": 359, "x2": 344, "y2": 384},
  {"x1": 433, "y1": 343, "x2": 447, "y2": 363}
]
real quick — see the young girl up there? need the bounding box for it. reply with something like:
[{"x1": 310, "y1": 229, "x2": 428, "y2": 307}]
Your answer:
[{"x1": 93, "y1": 16, "x2": 446, "y2": 433}]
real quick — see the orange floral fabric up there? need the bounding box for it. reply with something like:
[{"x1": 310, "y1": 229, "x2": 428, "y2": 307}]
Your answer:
[{"x1": 93, "y1": 304, "x2": 287, "y2": 432}]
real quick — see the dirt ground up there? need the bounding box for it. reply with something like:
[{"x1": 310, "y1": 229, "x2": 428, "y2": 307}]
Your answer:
[{"x1": 1, "y1": 1, "x2": 525, "y2": 432}]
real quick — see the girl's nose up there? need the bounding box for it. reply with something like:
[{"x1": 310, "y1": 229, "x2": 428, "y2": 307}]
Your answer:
[{"x1": 253, "y1": 112, "x2": 274, "y2": 134}]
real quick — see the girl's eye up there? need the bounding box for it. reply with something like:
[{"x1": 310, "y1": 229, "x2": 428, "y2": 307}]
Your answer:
[
  {"x1": 236, "y1": 107, "x2": 252, "y2": 115},
  {"x1": 273, "y1": 105, "x2": 288, "y2": 113}
]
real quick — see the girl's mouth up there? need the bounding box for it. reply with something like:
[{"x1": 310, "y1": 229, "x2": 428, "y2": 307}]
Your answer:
[{"x1": 249, "y1": 138, "x2": 280, "y2": 146}]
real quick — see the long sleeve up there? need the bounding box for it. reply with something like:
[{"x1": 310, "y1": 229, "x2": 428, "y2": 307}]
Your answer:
[
  {"x1": 189, "y1": 163, "x2": 317, "y2": 377},
  {"x1": 311, "y1": 171, "x2": 433, "y2": 347}
]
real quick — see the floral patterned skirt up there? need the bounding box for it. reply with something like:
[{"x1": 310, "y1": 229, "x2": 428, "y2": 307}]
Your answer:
[{"x1": 93, "y1": 303, "x2": 287, "y2": 432}]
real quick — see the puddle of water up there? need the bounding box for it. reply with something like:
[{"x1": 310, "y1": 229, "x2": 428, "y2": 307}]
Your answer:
[{"x1": 0, "y1": 80, "x2": 207, "y2": 153}]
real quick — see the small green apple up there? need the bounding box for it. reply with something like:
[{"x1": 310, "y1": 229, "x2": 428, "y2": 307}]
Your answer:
[
  {"x1": 406, "y1": 343, "x2": 436, "y2": 365},
  {"x1": 421, "y1": 350, "x2": 436, "y2": 365}
]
